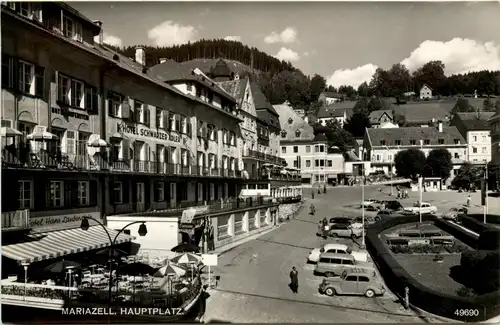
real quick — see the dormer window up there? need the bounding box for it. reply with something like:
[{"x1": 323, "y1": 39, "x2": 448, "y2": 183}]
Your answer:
[
  {"x1": 281, "y1": 130, "x2": 287, "y2": 138},
  {"x1": 295, "y1": 130, "x2": 301, "y2": 137},
  {"x1": 63, "y1": 15, "x2": 83, "y2": 42},
  {"x1": 380, "y1": 140, "x2": 386, "y2": 146},
  {"x1": 454, "y1": 139, "x2": 460, "y2": 144},
  {"x1": 288, "y1": 118, "x2": 293, "y2": 124},
  {"x1": 424, "y1": 139, "x2": 430, "y2": 145}
]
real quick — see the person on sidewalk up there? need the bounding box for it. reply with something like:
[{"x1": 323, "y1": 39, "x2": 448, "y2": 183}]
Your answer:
[
  {"x1": 467, "y1": 194, "x2": 471, "y2": 206},
  {"x1": 289, "y1": 266, "x2": 299, "y2": 293},
  {"x1": 312, "y1": 191, "x2": 315, "y2": 200},
  {"x1": 310, "y1": 204, "x2": 315, "y2": 215}
]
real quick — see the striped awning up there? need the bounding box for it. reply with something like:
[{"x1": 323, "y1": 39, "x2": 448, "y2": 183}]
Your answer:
[{"x1": 1, "y1": 226, "x2": 134, "y2": 264}]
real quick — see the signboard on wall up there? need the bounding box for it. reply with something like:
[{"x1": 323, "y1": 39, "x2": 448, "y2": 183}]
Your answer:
[
  {"x1": 30, "y1": 211, "x2": 100, "y2": 232},
  {"x1": 117, "y1": 122, "x2": 180, "y2": 142},
  {"x1": 201, "y1": 253, "x2": 218, "y2": 266}
]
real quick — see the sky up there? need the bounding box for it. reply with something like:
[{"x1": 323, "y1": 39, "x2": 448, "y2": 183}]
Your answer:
[{"x1": 71, "y1": 1, "x2": 500, "y2": 89}]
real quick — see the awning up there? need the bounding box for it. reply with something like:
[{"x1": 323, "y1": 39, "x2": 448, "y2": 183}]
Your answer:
[{"x1": 2, "y1": 226, "x2": 134, "y2": 264}]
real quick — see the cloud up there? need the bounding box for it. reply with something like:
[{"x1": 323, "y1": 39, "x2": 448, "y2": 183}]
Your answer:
[
  {"x1": 400, "y1": 38, "x2": 500, "y2": 75},
  {"x1": 224, "y1": 36, "x2": 241, "y2": 42},
  {"x1": 147, "y1": 21, "x2": 197, "y2": 47},
  {"x1": 326, "y1": 38, "x2": 500, "y2": 88},
  {"x1": 264, "y1": 27, "x2": 297, "y2": 44},
  {"x1": 103, "y1": 33, "x2": 123, "y2": 47},
  {"x1": 274, "y1": 47, "x2": 300, "y2": 62},
  {"x1": 326, "y1": 64, "x2": 378, "y2": 89},
  {"x1": 303, "y1": 52, "x2": 310, "y2": 57}
]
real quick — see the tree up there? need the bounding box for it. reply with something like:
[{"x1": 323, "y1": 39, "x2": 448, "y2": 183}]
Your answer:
[
  {"x1": 484, "y1": 98, "x2": 495, "y2": 112},
  {"x1": 387, "y1": 63, "x2": 413, "y2": 97},
  {"x1": 452, "y1": 98, "x2": 475, "y2": 113},
  {"x1": 344, "y1": 112, "x2": 371, "y2": 138},
  {"x1": 451, "y1": 163, "x2": 483, "y2": 190},
  {"x1": 368, "y1": 68, "x2": 391, "y2": 97},
  {"x1": 357, "y1": 82, "x2": 369, "y2": 97},
  {"x1": 394, "y1": 149, "x2": 426, "y2": 180},
  {"x1": 338, "y1": 85, "x2": 357, "y2": 100},
  {"x1": 319, "y1": 119, "x2": 354, "y2": 152},
  {"x1": 424, "y1": 148, "x2": 453, "y2": 181},
  {"x1": 353, "y1": 97, "x2": 370, "y2": 115},
  {"x1": 310, "y1": 74, "x2": 326, "y2": 102},
  {"x1": 394, "y1": 114, "x2": 406, "y2": 127},
  {"x1": 412, "y1": 60, "x2": 447, "y2": 95}
]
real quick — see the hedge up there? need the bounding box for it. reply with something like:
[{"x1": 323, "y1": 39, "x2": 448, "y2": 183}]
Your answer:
[
  {"x1": 468, "y1": 213, "x2": 500, "y2": 225},
  {"x1": 478, "y1": 229, "x2": 500, "y2": 250},
  {"x1": 366, "y1": 215, "x2": 500, "y2": 322},
  {"x1": 434, "y1": 218, "x2": 478, "y2": 248},
  {"x1": 461, "y1": 215, "x2": 498, "y2": 234}
]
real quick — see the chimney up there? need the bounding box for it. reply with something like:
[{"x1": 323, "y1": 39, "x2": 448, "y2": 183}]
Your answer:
[
  {"x1": 159, "y1": 58, "x2": 167, "y2": 64},
  {"x1": 135, "y1": 46, "x2": 146, "y2": 66},
  {"x1": 438, "y1": 121, "x2": 443, "y2": 132},
  {"x1": 93, "y1": 20, "x2": 103, "y2": 45}
]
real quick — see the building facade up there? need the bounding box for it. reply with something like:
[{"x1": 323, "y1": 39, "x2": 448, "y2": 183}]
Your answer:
[
  {"x1": 364, "y1": 123, "x2": 468, "y2": 183},
  {"x1": 489, "y1": 108, "x2": 500, "y2": 185},
  {"x1": 450, "y1": 112, "x2": 494, "y2": 164},
  {"x1": 420, "y1": 84, "x2": 433, "y2": 99}
]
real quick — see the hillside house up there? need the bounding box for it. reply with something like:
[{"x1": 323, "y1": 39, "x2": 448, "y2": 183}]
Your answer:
[{"x1": 420, "y1": 84, "x2": 433, "y2": 99}]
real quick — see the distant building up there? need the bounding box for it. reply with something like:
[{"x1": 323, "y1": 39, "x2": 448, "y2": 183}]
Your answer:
[
  {"x1": 369, "y1": 110, "x2": 393, "y2": 128},
  {"x1": 319, "y1": 91, "x2": 343, "y2": 104},
  {"x1": 420, "y1": 84, "x2": 433, "y2": 99},
  {"x1": 393, "y1": 101, "x2": 451, "y2": 127},
  {"x1": 316, "y1": 102, "x2": 356, "y2": 127},
  {"x1": 450, "y1": 112, "x2": 494, "y2": 164},
  {"x1": 489, "y1": 106, "x2": 500, "y2": 185}
]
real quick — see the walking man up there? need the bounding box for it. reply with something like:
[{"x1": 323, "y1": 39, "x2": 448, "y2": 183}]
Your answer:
[
  {"x1": 312, "y1": 191, "x2": 315, "y2": 200},
  {"x1": 289, "y1": 266, "x2": 299, "y2": 293},
  {"x1": 467, "y1": 194, "x2": 471, "y2": 207}
]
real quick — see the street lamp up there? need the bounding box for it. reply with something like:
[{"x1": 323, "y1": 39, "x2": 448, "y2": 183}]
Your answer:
[
  {"x1": 80, "y1": 217, "x2": 148, "y2": 305},
  {"x1": 361, "y1": 173, "x2": 366, "y2": 248},
  {"x1": 385, "y1": 146, "x2": 394, "y2": 196},
  {"x1": 21, "y1": 262, "x2": 30, "y2": 300}
]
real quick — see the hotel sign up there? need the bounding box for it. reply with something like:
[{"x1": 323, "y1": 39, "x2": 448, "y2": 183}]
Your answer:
[
  {"x1": 117, "y1": 123, "x2": 180, "y2": 142},
  {"x1": 30, "y1": 212, "x2": 100, "y2": 232}
]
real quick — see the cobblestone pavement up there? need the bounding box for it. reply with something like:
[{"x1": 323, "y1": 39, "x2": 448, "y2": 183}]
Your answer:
[{"x1": 203, "y1": 186, "x2": 448, "y2": 323}]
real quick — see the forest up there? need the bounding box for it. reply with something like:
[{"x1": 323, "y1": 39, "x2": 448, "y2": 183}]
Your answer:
[{"x1": 110, "y1": 39, "x2": 500, "y2": 113}]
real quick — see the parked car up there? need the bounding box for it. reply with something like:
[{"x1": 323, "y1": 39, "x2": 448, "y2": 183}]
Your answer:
[
  {"x1": 354, "y1": 216, "x2": 376, "y2": 227},
  {"x1": 380, "y1": 200, "x2": 404, "y2": 212},
  {"x1": 307, "y1": 243, "x2": 368, "y2": 263},
  {"x1": 441, "y1": 207, "x2": 468, "y2": 222},
  {"x1": 361, "y1": 198, "x2": 380, "y2": 208},
  {"x1": 328, "y1": 223, "x2": 363, "y2": 238},
  {"x1": 374, "y1": 210, "x2": 408, "y2": 221},
  {"x1": 318, "y1": 269, "x2": 385, "y2": 297},
  {"x1": 404, "y1": 202, "x2": 437, "y2": 215},
  {"x1": 328, "y1": 216, "x2": 353, "y2": 226},
  {"x1": 314, "y1": 253, "x2": 374, "y2": 277}
]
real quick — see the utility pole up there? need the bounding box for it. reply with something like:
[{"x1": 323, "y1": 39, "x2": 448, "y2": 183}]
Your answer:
[{"x1": 361, "y1": 169, "x2": 366, "y2": 248}]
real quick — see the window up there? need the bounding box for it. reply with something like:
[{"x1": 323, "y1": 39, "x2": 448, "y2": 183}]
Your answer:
[
  {"x1": 343, "y1": 259, "x2": 354, "y2": 265},
  {"x1": 473, "y1": 136, "x2": 477, "y2": 142},
  {"x1": 58, "y1": 74, "x2": 89, "y2": 108},
  {"x1": 293, "y1": 146, "x2": 298, "y2": 153},
  {"x1": 78, "y1": 181, "x2": 90, "y2": 206},
  {"x1": 424, "y1": 139, "x2": 430, "y2": 145},
  {"x1": 156, "y1": 109, "x2": 164, "y2": 129},
  {"x1": 63, "y1": 15, "x2": 82, "y2": 42},
  {"x1": 376, "y1": 154, "x2": 381, "y2": 161},
  {"x1": 454, "y1": 153, "x2": 459, "y2": 159},
  {"x1": 208, "y1": 125, "x2": 216, "y2": 141},
  {"x1": 320, "y1": 145, "x2": 325, "y2": 153},
  {"x1": 181, "y1": 115, "x2": 188, "y2": 134},
  {"x1": 295, "y1": 130, "x2": 301, "y2": 137},
  {"x1": 327, "y1": 160, "x2": 332, "y2": 167},
  {"x1": 305, "y1": 145, "x2": 311, "y2": 153},
  {"x1": 230, "y1": 131, "x2": 236, "y2": 146},
  {"x1": 345, "y1": 276, "x2": 357, "y2": 282},
  {"x1": 409, "y1": 140, "x2": 416, "y2": 145},
  {"x1": 293, "y1": 161, "x2": 298, "y2": 168},
  {"x1": 482, "y1": 147, "x2": 487, "y2": 153},
  {"x1": 18, "y1": 61, "x2": 44, "y2": 97},
  {"x1": 473, "y1": 147, "x2": 478, "y2": 154},
  {"x1": 18, "y1": 180, "x2": 32, "y2": 209},
  {"x1": 315, "y1": 159, "x2": 319, "y2": 167},
  {"x1": 66, "y1": 130, "x2": 76, "y2": 155},
  {"x1": 281, "y1": 147, "x2": 286, "y2": 154},
  {"x1": 315, "y1": 145, "x2": 319, "y2": 153},
  {"x1": 482, "y1": 135, "x2": 487, "y2": 142},
  {"x1": 358, "y1": 276, "x2": 370, "y2": 282},
  {"x1": 156, "y1": 182, "x2": 165, "y2": 202},
  {"x1": 71, "y1": 79, "x2": 84, "y2": 108},
  {"x1": 380, "y1": 140, "x2": 386, "y2": 146},
  {"x1": 438, "y1": 139, "x2": 444, "y2": 144},
  {"x1": 320, "y1": 160, "x2": 325, "y2": 167},
  {"x1": 169, "y1": 113, "x2": 176, "y2": 131},
  {"x1": 395, "y1": 140, "x2": 401, "y2": 146},
  {"x1": 109, "y1": 92, "x2": 123, "y2": 117},
  {"x1": 306, "y1": 160, "x2": 311, "y2": 167},
  {"x1": 288, "y1": 117, "x2": 293, "y2": 124},
  {"x1": 113, "y1": 181, "x2": 123, "y2": 204},
  {"x1": 454, "y1": 139, "x2": 460, "y2": 144},
  {"x1": 19, "y1": 2, "x2": 42, "y2": 22},
  {"x1": 84, "y1": 86, "x2": 98, "y2": 111},
  {"x1": 49, "y1": 181, "x2": 64, "y2": 208}
]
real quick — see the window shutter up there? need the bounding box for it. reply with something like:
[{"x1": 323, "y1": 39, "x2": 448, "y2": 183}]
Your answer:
[
  {"x1": 90, "y1": 180, "x2": 97, "y2": 206},
  {"x1": 144, "y1": 142, "x2": 150, "y2": 161},
  {"x1": 35, "y1": 66, "x2": 45, "y2": 98},
  {"x1": 65, "y1": 181, "x2": 73, "y2": 207},
  {"x1": 70, "y1": 181, "x2": 78, "y2": 207},
  {"x1": 155, "y1": 109, "x2": 161, "y2": 129},
  {"x1": 175, "y1": 114, "x2": 180, "y2": 131},
  {"x1": 163, "y1": 110, "x2": 169, "y2": 130},
  {"x1": 45, "y1": 181, "x2": 51, "y2": 208},
  {"x1": 12, "y1": 58, "x2": 19, "y2": 92},
  {"x1": 187, "y1": 118, "x2": 191, "y2": 136},
  {"x1": 122, "y1": 139, "x2": 130, "y2": 161}
]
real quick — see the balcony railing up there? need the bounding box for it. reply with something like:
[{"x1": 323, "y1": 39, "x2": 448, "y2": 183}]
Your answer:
[
  {"x1": 245, "y1": 170, "x2": 302, "y2": 182},
  {"x1": 2, "y1": 147, "x2": 242, "y2": 179},
  {"x1": 1, "y1": 209, "x2": 30, "y2": 231},
  {"x1": 242, "y1": 149, "x2": 285, "y2": 165}
]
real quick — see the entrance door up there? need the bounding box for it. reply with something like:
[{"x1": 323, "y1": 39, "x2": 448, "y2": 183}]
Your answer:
[{"x1": 136, "y1": 182, "x2": 145, "y2": 211}]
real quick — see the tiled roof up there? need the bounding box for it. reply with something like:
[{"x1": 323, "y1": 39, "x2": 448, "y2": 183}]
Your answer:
[
  {"x1": 455, "y1": 112, "x2": 495, "y2": 121},
  {"x1": 249, "y1": 81, "x2": 278, "y2": 116},
  {"x1": 321, "y1": 91, "x2": 342, "y2": 98},
  {"x1": 274, "y1": 103, "x2": 315, "y2": 142},
  {"x1": 217, "y1": 78, "x2": 248, "y2": 105},
  {"x1": 393, "y1": 101, "x2": 453, "y2": 124},
  {"x1": 180, "y1": 58, "x2": 253, "y2": 76},
  {"x1": 317, "y1": 101, "x2": 356, "y2": 118},
  {"x1": 149, "y1": 60, "x2": 236, "y2": 103},
  {"x1": 369, "y1": 110, "x2": 393, "y2": 124},
  {"x1": 366, "y1": 126, "x2": 465, "y2": 147},
  {"x1": 211, "y1": 58, "x2": 232, "y2": 77},
  {"x1": 452, "y1": 112, "x2": 495, "y2": 132}
]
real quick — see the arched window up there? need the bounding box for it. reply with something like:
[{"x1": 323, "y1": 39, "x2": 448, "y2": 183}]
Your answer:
[
  {"x1": 295, "y1": 130, "x2": 301, "y2": 137},
  {"x1": 281, "y1": 130, "x2": 287, "y2": 138}
]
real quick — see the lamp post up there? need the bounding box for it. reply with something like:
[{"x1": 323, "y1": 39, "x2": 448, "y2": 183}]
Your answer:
[
  {"x1": 80, "y1": 217, "x2": 148, "y2": 305},
  {"x1": 418, "y1": 176, "x2": 423, "y2": 223},
  {"x1": 361, "y1": 173, "x2": 366, "y2": 248},
  {"x1": 385, "y1": 146, "x2": 394, "y2": 196},
  {"x1": 21, "y1": 262, "x2": 30, "y2": 300}
]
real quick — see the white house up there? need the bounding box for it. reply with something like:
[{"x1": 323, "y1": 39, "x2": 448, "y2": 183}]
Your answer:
[{"x1": 420, "y1": 84, "x2": 433, "y2": 99}]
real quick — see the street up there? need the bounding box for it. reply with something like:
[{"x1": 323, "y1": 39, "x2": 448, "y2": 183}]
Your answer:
[{"x1": 203, "y1": 185, "x2": 439, "y2": 323}]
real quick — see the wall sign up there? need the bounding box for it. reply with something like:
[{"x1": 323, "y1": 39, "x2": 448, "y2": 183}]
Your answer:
[
  {"x1": 117, "y1": 122, "x2": 180, "y2": 142},
  {"x1": 30, "y1": 212, "x2": 101, "y2": 232}
]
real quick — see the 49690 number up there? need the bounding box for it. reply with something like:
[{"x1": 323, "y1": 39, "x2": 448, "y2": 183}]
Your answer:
[{"x1": 454, "y1": 309, "x2": 479, "y2": 317}]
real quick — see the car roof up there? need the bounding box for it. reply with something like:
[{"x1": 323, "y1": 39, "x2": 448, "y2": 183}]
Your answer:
[
  {"x1": 323, "y1": 243, "x2": 348, "y2": 250},
  {"x1": 319, "y1": 252, "x2": 355, "y2": 259}
]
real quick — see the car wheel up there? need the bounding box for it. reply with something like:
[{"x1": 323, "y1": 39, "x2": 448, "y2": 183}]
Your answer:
[
  {"x1": 325, "y1": 287, "x2": 336, "y2": 296},
  {"x1": 325, "y1": 272, "x2": 335, "y2": 277},
  {"x1": 365, "y1": 289, "x2": 375, "y2": 298},
  {"x1": 331, "y1": 233, "x2": 338, "y2": 238},
  {"x1": 375, "y1": 217, "x2": 381, "y2": 221}
]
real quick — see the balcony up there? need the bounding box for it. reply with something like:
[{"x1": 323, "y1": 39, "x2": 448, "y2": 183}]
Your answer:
[
  {"x1": 242, "y1": 149, "x2": 285, "y2": 165},
  {"x1": 246, "y1": 170, "x2": 301, "y2": 182},
  {"x1": 2, "y1": 210, "x2": 30, "y2": 231}
]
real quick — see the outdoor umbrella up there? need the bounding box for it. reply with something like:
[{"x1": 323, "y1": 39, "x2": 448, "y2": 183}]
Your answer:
[
  {"x1": 27, "y1": 130, "x2": 59, "y2": 141},
  {"x1": 152, "y1": 263, "x2": 186, "y2": 277},
  {"x1": 117, "y1": 262, "x2": 155, "y2": 276},
  {"x1": 171, "y1": 243, "x2": 200, "y2": 253},
  {"x1": 1, "y1": 127, "x2": 22, "y2": 137},
  {"x1": 170, "y1": 253, "x2": 202, "y2": 265},
  {"x1": 95, "y1": 247, "x2": 128, "y2": 259},
  {"x1": 44, "y1": 260, "x2": 81, "y2": 273},
  {"x1": 87, "y1": 138, "x2": 109, "y2": 148}
]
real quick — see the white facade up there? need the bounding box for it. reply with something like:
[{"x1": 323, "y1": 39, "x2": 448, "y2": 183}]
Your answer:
[
  {"x1": 420, "y1": 84, "x2": 433, "y2": 99},
  {"x1": 466, "y1": 130, "x2": 491, "y2": 164}
]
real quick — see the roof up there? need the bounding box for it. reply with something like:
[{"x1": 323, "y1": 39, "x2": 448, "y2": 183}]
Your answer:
[
  {"x1": 366, "y1": 126, "x2": 466, "y2": 147},
  {"x1": 274, "y1": 103, "x2": 315, "y2": 142},
  {"x1": 369, "y1": 110, "x2": 393, "y2": 124},
  {"x1": 149, "y1": 60, "x2": 236, "y2": 103},
  {"x1": 210, "y1": 58, "x2": 232, "y2": 77},
  {"x1": 421, "y1": 84, "x2": 433, "y2": 91},
  {"x1": 313, "y1": 133, "x2": 328, "y2": 142},
  {"x1": 180, "y1": 58, "x2": 253, "y2": 76},
  {"x1": 317, "y1": 101, "x2": 356, "y2": 119},
  {"x1": 393, "y1": 101, "x2": 453, "y2": 124},
  {"x1": 321, "y1": 91, "x2": 342, "y2": 99},
  {"x1": 217, "y1": 78, "x2": 248, "y2": 105},
  {"x1": 249, "y1": 81, "x2": 278, "y2": 116},
  {"x1": 452, "y1": 112, "x2": 495, "y2": 132}
]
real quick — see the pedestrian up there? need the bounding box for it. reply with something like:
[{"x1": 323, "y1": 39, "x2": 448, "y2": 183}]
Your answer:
[
  {"x1": 312, "y1": 191, "x2": 315, "y2": 200},
  {"x1": 310, "y1": 204, "x2": 315, "y2": 215},
  {"x1": 323, "y1": 185, "x2": 327, "y2": 193},
  {"x1": 467, "y1": 194, "x2": 471, "y2": 206},
  {"x1": 405, "y1": 189, "x2": 408, "y2": 199},
  {"x1": 317, "y1": 187, "x2": 321, "y2": 194},
  {"x1": 289, "y1": 266, "x2": 299, "y2": 293}
]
